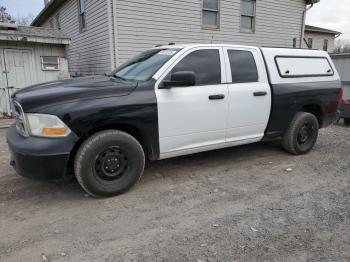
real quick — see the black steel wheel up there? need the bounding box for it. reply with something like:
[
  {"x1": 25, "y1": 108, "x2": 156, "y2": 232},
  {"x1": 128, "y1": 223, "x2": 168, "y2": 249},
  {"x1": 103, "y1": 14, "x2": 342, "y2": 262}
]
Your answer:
[
  {"x1": 282, "y1": 112, "x2": 319, "y2": 155},
  {"x1": 297, "y1": 123, "x2": 315, "y2": 145},
  {"x1": 94, "y1": 147, "x2": 129, "y2": 182},
  {"x1": 74, "y1": 130, "x2": 145, "y2": 197}
]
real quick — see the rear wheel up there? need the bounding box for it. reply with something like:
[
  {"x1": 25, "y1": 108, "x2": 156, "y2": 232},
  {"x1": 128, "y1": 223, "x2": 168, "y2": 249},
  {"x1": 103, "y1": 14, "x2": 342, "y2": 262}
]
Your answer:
[
  {"x1": 344, "y1": 118, "x2": 350, "y2": 126},
  {"x1": 74, "y1": 130, "x2": 145, "y2": 197},
  {"x1": 282, "y1": 112, "x2": 319, "y2": 155}
]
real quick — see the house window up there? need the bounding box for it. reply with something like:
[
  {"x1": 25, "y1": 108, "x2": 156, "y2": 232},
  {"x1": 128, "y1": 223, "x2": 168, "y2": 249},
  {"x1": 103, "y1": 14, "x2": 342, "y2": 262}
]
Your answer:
[
  {"x1": 41, "y1": 56, "x2": 60, "y2": 71},
  {"x1": 79, "y1": 0, "x2": 86, "y2": 32},
  {"x1": 240, "y1": 0, "x2": 256, "y2": 32},
  {"x1": 49, "y1": 18, "x2": 54, "y2": 29},
  {"x1": 323, "y1": 39, "x2": 329, "y2": 51},
  {"x1": 55, "y1": 14, "x2": 61, "y2": 30},
  {"x1": 202, "y1": 0, "x2": 220, "y2": 29},
  {"x1": 307, "y1": 38, "x2": 313, "y2": 49}
]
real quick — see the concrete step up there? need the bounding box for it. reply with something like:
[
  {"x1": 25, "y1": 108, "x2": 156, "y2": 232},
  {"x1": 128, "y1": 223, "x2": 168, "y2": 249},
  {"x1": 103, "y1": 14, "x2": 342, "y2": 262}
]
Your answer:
[{"x1": 0, "y1": 118, "x2": 14, "y2": 129}]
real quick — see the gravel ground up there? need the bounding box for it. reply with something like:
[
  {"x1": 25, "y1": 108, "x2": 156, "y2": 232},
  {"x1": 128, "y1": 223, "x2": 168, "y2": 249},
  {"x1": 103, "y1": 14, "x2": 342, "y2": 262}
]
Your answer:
[{"x1": 0, "y1": 124, "x2": 350, "y2": 262}]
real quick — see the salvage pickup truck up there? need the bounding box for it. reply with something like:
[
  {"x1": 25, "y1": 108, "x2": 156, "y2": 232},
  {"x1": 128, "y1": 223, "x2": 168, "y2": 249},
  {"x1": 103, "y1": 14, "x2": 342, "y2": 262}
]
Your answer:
[{"x1": 7, "y1": 44, "x2": 342, "y2": 197}]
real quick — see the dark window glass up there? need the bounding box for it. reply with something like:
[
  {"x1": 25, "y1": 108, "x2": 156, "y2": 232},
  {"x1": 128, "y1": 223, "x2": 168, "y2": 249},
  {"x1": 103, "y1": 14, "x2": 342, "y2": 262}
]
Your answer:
[
  {"x1": 79, "y1": 0, "x2": 86, "y2": 13},
  {"x1": 55, "y1": 14, "x2": 61, "y2": 30},
  {"x1": 228, "y1": 50, "x2": 258, "y2": 83},
  {"x1": 170, "y1": 49, "x2": 221, "y2": 86},
  {"x1": 307, "y1": 38, "x2": 313, "y2": 49},
  {"x1": 323, "y1": 39, "x2": 329, "y2": 51},
  {"x1": 79, "y1": 0, "x2": 86, "y2": 31}
]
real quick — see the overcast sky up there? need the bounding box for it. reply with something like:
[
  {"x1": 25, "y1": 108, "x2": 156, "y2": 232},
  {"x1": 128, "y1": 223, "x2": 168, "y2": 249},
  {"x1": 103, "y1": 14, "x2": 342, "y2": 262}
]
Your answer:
[{"x1": 0, "y1": 0, "x2": 349, "y2": 40}]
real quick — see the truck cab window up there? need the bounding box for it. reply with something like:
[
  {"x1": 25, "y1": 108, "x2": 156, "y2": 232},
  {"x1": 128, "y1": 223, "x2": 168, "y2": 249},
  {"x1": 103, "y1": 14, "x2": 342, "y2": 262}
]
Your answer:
[
  {"x1": 113, "y1": 48, "x2": 180, "y2": 81},
  {"x1": 169, "y1": 49, "x2": 221, "y2": 86},
  {"x1": 228, "y1": 50, "x2": 258, "y2": 83}
]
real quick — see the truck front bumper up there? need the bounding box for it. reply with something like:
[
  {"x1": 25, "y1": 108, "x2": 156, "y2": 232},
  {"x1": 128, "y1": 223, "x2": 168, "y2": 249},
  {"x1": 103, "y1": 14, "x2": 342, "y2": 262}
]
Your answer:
[{"x1": 6, "y1": 125, "x2": 78, "y2": 180}]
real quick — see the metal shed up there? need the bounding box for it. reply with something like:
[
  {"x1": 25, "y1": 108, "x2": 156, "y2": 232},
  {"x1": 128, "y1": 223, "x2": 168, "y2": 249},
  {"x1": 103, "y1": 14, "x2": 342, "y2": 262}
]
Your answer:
[{"x1": 0, "y1": 22, "x2": 70, "y2": 115}]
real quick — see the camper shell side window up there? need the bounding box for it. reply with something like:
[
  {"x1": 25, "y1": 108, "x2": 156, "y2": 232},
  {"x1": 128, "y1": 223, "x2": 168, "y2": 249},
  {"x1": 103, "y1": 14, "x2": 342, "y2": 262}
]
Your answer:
[{"x1": 274, "y1": 56, "x2": 334, "y2": 78}]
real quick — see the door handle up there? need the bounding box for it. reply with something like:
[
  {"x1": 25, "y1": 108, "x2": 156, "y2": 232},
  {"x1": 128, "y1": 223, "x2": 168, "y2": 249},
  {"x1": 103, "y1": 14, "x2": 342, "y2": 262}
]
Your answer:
[
  {"x1": 253, "y1": 91, "x2": 267, "y2": 97},
  {"x1": 209, "y1": 94, "x2": 225, "y2": 100}
]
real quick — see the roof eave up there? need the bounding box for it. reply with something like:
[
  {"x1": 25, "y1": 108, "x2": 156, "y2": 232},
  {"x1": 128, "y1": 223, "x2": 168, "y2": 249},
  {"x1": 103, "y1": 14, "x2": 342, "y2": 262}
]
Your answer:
[
  {"x1": 305, "y1": 0, "x2": 320, "y2": 4},
  {"x1": 0, "y1": 34, "x2": 70, "y2": 45},
  {"x1": 31, "y1": 0, "x2": 67, "y2": 26}
]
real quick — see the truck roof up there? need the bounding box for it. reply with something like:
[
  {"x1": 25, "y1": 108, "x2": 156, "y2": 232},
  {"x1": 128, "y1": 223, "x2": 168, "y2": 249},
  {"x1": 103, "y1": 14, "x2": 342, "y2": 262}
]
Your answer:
[{"x1": 154, "y1": 43, "x2": 320, "y2": 53}]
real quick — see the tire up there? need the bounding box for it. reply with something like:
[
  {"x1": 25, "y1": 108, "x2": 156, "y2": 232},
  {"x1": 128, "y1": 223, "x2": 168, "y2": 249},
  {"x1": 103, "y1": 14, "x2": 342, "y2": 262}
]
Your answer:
[
  {"x1": 74, "y1": 130, "x2": 145, "y2": 197},
  {"x1": 282, "y1": 112, "x2": 319, "y2": 155},
  {"x1": 344, "y1": 118, "x2": 350, "y2": 126}
]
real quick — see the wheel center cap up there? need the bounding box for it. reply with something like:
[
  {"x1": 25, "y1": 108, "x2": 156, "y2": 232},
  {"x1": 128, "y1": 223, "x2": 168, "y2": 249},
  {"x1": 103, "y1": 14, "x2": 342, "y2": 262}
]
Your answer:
[{"x1": 104, "y1": 157, "x2": 120, "y2": 173}]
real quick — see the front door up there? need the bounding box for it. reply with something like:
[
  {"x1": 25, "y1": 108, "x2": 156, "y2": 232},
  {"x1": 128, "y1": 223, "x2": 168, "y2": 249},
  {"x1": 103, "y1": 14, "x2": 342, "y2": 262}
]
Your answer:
[
  {"x1": 224, "y1": 47, "x2": 271, "y2": 143},
  {"x1": 4, "y1": 49, "x2": 35, "y2": 89},
  {"x1": 1, "y1": 49, "x2": 35, "y2": 114},
  {"x1": 156, "y1": 47, "x2": 229, "y2": 158}
]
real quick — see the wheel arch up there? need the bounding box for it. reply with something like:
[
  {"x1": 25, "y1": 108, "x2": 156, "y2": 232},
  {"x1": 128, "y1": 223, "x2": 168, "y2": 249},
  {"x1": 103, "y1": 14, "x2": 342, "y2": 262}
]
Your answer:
[
  {"x1": 300, "y1": 103, "x2": 324, "y2": 128},
  {"x1": 67, "y1": 123, "x2": 158, "y2": 170}
]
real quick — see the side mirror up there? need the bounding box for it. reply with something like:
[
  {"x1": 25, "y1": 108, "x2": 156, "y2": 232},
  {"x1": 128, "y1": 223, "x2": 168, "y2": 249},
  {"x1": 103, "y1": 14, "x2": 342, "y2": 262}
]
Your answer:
[{"x1": 159, "y1": 71, "x2": 196, "y2": 89}]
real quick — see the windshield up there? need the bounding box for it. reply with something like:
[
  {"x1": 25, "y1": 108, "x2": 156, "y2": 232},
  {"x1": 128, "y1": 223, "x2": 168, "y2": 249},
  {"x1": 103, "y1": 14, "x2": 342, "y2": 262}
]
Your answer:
[{"x1": 112, "y1": 48, "x2": 181, "y2": 81}]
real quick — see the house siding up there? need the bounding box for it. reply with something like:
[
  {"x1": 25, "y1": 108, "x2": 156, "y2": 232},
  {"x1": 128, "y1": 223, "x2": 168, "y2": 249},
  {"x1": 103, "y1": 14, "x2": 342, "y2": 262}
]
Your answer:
[
  {"x1": 41, "y1": 0, "x2": 112, "y2": 75},
  {"x1": 114, "y1": 0, "x2": 306, "y2": 64},
  {"x1": 0, "y1": 41, "x2": 68, "y2": 114},
  {"x1": 302, "y1": 32, "x2": 335, "y2": 53}
]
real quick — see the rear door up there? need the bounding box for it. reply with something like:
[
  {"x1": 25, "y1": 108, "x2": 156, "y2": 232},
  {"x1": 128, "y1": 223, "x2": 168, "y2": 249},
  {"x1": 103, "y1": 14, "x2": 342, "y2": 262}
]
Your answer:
[
  {"x1": 156, "y1": 47, "x2": 229, "y2": 158},
  {"x1": 223, "y1": 47, "x2": 271, "y2": 143}
]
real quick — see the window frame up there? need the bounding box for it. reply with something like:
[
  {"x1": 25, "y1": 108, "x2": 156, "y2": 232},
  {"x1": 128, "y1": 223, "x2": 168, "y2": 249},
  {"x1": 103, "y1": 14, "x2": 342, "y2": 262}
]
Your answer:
[
  {"x1": 78, "y1": 0, "x2": 86, "y2": 32},
  {"x1": 240, "y1": 0, "x2": 256, "y2": 33},
  {"x1": 202, "y1": 0, "x2": 220, "y2": 30},
  {"x1": 307, "y1": 38, "x2": 313, "y2": 49},
  {"x1": 323, "y1": 39, "x2": 329, "y2": 51},
  {"x1": 49, "y1": 18, "x2": 54, "y2": 29},
  {"x1": 55, "y1": 13, "x2": 61, "y2": 30},
  {"x1": 158, "y1": 47, "x2": 225, "y2": 88},
  {"x1": 41, "y1": 56, "x2": 60, "y2": 71}
]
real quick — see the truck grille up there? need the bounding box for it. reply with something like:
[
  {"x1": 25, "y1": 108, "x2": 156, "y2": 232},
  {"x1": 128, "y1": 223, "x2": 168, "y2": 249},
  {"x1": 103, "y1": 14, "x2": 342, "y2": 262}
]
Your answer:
[{"x1": 12, "y1": 100, "x2": 29, "y2": 137}]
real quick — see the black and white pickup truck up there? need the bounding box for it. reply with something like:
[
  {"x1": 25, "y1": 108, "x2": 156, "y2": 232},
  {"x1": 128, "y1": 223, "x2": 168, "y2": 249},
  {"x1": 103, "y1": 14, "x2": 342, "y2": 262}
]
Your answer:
[{"x1": 7, "y1": 44, "x2": 342, "y2": 197}]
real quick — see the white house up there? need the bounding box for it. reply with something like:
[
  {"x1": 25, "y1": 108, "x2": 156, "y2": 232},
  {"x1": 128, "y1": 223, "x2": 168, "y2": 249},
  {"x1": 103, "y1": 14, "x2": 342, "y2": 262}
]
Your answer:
[
  {"x1": 302, "y1": 25, "x2": 341, "y2": 53},
  {"x1": 31, "y1": 0, "x2": 320, "y2": 76}
]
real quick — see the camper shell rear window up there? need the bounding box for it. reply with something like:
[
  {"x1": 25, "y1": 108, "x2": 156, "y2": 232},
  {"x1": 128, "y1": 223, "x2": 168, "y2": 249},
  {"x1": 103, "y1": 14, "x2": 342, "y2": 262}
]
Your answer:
[{"x1": 274, "y1": 56, "x2": 334, "y2": 78}]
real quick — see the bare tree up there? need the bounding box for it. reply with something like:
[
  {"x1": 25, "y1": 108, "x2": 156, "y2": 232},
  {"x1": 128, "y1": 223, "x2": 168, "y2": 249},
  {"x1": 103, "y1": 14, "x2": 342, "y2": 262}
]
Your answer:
[
  {"x1": 334, "y1": 39, "x2": 350, "y2": 53},
  {"x1": 16, "y1": 14, "x2": 35, "y2": 26},
  {"x1": 0, "y1": 6, "x2": 15, "y2": 23}
]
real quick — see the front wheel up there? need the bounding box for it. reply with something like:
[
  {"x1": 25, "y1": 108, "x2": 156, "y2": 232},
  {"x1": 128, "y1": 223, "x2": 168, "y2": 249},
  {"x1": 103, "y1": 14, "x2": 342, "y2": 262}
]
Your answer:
[
  {"x1": 74, "y1": 130, "x2": 145, "y2": 197},
  {"x1": 282, "y1": 112, "x2": 319, "y2": 155}
]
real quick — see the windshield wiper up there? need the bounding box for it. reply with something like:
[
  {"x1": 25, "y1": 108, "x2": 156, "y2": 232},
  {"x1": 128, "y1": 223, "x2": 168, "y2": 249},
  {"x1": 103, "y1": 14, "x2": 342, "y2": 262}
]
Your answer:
[{"x1": 110, "y1": 75, "x2": 128, "y2": 81}]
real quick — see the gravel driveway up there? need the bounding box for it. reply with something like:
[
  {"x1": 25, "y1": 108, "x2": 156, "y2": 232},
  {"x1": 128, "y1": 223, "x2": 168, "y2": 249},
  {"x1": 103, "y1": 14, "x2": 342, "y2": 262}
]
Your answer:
[{"x1": 0, "y1": 125, "x2": 349, "y2": 262}]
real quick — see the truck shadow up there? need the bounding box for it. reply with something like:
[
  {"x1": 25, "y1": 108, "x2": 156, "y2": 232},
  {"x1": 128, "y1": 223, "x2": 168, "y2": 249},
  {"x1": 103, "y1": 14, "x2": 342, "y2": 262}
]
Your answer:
[{"x1": 1, "y1": 140, "x2": 284, "y2": 202}]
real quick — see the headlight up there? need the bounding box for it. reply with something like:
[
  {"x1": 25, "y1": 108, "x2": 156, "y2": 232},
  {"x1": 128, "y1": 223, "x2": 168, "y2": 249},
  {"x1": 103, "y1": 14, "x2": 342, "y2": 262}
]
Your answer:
[{"x1": 26, "y1": 114, "x2": 71, "y2": 138}]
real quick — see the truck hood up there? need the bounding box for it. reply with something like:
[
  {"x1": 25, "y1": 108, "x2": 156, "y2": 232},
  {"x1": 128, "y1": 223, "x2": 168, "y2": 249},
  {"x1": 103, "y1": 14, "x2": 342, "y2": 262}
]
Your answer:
[{"x1": 13, "y1": 76, "x2": 138, "y2": 112}]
